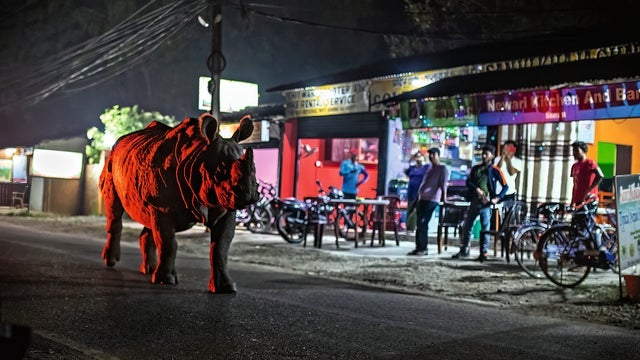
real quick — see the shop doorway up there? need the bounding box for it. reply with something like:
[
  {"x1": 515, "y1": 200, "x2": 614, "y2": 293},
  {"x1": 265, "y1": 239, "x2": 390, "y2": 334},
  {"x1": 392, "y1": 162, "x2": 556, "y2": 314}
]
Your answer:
[
  {"x1": 295, "y1": 138, "x2": 379, "y2": 200},
  {"x1": 597, "y1": 142, "x2": 632, "y2": 193}
]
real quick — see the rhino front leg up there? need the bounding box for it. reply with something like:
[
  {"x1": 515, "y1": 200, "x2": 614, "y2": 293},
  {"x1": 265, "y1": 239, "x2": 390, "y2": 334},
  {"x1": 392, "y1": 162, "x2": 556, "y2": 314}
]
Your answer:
[
  {"x1": 139, "y1": 227, "x2": 158, "y2": 274},
  {"x1": 208, "y1": 210, "x2": 236, "y2": 294},
  {"x1": 101, "y1": 189, "x2": 124, "y2": 268},
  {"x1": 150, "y1": 220, "x2": 178, "y2": 285}
]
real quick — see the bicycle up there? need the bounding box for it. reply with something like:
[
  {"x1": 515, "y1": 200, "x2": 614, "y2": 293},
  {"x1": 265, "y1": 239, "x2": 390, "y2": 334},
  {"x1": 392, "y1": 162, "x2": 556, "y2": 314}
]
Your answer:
[
  {"x1": 510, "y1": 202, "x2": 570, "y2": 278},
  {"x1": 334, "y1": 202, "x2": 366, "y2": 240},
  {"x1": 534, "y1": 197, "x2": 619, "y2": 288}
]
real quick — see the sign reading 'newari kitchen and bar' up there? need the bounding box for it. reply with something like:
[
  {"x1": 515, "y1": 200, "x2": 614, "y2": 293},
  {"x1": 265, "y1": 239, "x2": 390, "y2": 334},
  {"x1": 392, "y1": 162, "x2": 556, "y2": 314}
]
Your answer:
[{"x1": 478, "y1": 81, "x2": 640, "y2": 125}]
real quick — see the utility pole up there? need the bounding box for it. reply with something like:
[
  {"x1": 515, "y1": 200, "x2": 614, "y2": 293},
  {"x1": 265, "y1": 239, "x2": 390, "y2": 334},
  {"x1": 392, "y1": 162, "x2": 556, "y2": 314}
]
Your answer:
[{"x1": 208, "y1": 0, "x2": 225, "y2": 119}]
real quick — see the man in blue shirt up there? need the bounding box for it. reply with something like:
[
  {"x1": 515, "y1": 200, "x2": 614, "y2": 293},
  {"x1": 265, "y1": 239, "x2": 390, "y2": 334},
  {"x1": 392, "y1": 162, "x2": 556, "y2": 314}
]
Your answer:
[
  {"x1": 339, "y1": 149, "x2": 369, "y2": 199},
  {"x1": 404, "y1": 152, "x2": 427, "y2": 233}
]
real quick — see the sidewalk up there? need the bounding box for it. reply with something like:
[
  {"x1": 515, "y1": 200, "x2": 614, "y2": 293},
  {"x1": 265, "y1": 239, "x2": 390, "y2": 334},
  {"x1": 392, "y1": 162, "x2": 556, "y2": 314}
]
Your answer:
[
  {"x1": 231, "y1": 222, "x2": 505, "y2": 264},
  {"x1": 229, "y1": 222, "x2": 621, "y2": 287}
]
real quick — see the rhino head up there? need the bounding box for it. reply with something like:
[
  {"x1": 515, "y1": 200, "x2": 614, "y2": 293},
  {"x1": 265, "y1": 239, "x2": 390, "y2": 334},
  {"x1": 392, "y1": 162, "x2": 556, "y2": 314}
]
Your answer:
[{"x1": 192, "y1": 114, "x2": 260, "y2": 212}]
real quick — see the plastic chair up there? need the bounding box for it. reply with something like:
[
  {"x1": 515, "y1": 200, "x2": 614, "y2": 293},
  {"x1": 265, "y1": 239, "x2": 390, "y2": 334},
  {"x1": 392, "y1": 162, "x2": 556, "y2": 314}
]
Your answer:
[
  {"x1": 481, "y1": 201, "x2": 526, "y2": 262},
  {"x1": 302, "y1": 197, "x2": 331, "y2": 248},
  {"x1": 12, "y1": 186, "x2": 28, "y2": 208},
  {"x1": 438, "y1": 204, "x2": 466, "y2": 253},
  {"x1": 369, "y1": 196, "x2": 401, "y2": 246}
]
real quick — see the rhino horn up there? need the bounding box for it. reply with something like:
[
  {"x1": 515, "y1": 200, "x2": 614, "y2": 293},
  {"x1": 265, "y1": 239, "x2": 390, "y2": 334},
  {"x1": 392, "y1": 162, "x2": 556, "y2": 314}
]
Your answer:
[
  {"x1": 199, "y1": 113, "x2": 219, "y2": 144},
  {"x1": 228, "y1": 147, "x2": 259, "y2": 208},
  {"x1": 240, "y1": 146, "x2": 254, "y2": 162}
]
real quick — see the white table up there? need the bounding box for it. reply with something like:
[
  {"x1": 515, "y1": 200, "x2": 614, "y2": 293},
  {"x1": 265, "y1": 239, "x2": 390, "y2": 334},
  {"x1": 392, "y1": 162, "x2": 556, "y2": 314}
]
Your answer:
[{"x1": 330, "y1": 198, "x2": 390, "y2": 248}]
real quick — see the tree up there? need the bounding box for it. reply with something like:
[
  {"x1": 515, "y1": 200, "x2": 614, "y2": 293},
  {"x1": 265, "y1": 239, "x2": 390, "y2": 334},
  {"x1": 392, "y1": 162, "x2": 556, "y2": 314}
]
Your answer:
[{"x1": 85, "y1": 105, "x2": 175, "y2": 164}]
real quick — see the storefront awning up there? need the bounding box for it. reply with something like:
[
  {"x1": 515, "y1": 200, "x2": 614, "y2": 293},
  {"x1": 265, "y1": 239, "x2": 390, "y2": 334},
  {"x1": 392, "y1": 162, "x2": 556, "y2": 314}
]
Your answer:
[
  {"x1": 267, "y1": 28, "x2": 640, "y2": 93},
  {"x1": 373, "y1": 52, "x2": 640, "y2": 105}
]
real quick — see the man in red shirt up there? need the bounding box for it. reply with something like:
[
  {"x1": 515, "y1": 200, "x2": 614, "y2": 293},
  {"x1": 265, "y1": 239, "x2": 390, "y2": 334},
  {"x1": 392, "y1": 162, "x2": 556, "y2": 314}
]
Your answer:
[{"x1": 570, "y1": 141, "x2": 603, "y2": 206}]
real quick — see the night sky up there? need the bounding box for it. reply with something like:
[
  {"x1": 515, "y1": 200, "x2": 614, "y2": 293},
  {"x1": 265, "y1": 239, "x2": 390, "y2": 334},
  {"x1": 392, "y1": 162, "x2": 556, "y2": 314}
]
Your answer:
[
  {"x1": 0, "y1": 0, "x2": 404, "y2": 148},
  {"x1": 1, "y1": 0, "x2": 637, "y2": 148}
]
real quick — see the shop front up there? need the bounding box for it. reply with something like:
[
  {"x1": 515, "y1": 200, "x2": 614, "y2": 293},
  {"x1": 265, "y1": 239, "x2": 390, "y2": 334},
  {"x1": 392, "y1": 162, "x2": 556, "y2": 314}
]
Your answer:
[
  {"x1": 0, "y1": 147, "x2": 30, "y2": 207},
  {"x1": 279, "y1": 80, "x2": 392, "y2": 200},
  {"x1": 382, "y1": 77, "x2": 640, "y2": 208},
  {"x1": 272, "y1": 39, "x2": 640, "y2": 209}
]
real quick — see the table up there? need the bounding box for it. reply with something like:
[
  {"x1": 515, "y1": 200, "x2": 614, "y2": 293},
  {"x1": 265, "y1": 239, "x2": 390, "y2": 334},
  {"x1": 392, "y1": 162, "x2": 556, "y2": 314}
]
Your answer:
[{"x1": 330, "y1": 198, "x2": 390, "y2": 248}]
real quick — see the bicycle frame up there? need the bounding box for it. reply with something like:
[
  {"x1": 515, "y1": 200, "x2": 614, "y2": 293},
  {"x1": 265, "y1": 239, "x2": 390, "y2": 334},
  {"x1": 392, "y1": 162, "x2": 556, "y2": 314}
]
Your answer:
[{"x1": 534, "y1": 200, "x2": 619, "y2": 288}]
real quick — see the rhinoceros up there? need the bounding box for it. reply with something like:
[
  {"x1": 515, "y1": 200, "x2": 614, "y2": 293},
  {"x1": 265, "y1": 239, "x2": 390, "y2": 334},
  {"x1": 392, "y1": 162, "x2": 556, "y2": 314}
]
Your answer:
[{"x1": 99, "y1": 113, "x2": 259, "y2": 293}]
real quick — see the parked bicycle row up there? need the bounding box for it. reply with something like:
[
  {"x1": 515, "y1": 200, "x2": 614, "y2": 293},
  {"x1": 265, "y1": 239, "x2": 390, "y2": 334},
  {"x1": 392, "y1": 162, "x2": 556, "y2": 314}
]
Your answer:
[
  {"x1": 235, "y1": 179, "x2": 378, "y2": 244},
  {"x1": 508, "y1": 195, "x2": 619, "y2": 288}
]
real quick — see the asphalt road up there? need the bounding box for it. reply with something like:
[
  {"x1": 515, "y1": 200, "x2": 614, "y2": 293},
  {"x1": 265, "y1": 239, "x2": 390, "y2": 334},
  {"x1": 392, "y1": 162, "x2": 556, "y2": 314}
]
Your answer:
[{"x1": 1, "y1": 221, "x2": 640, "y2": 359}]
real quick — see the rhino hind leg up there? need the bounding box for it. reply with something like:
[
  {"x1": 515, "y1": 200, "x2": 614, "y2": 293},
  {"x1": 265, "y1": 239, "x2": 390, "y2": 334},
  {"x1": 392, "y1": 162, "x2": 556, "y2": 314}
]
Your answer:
[
  {"x1": 139, "y1": 227, "x2": 158, "y2": 274},
  {"x1": 208, "y1": 211, "x2": 237, "y2": 294},
  {"x1": 150, "y1": 222, "x2": 179, "y2": 285},
  {"x1": 101, "y1": 185, "x2": 124, "y2": 268}
]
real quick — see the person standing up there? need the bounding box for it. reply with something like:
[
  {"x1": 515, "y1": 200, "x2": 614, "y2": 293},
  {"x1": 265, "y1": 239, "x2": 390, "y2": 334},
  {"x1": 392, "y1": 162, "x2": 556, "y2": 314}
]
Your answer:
[
  {"x1": 452, "y1": 145, "x2": 508, "y2": 261},
  {"x1": 339, "y1": 149, "x2": 369, "y2": 199},
  {"x1": 570, "y1": 141, "x2": 603, "y2": 207},
  {"x1": 570, "y1": 141, "x2": 604, "y2": 248},
  {"x1": 404, "y1": 152, "x2": 427, "y2": 233},
  {"x1": 494, "y1": 140, "x2": 522, "y2": 210},
  {"x1": 407, "y1": 148, "x2": 450, "y2": 256}
]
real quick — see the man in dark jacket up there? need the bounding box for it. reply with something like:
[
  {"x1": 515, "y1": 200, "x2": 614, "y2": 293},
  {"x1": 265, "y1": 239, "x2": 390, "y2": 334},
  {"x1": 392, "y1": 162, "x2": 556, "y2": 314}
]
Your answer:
[{"x1": 452, "y1": 145, "x2": 508, "y2": 261}]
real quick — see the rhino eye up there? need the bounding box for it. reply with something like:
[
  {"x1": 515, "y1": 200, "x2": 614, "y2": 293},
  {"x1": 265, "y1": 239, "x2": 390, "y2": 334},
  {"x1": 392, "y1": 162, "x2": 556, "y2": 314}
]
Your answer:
[{"x1": 213, "y1": 161, "x2": 229, "y2": 183}]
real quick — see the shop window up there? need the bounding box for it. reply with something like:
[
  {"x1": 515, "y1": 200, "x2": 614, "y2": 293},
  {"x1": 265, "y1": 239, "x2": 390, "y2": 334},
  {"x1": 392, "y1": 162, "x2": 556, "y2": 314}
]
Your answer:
[
  {"x1": 330, "y1": 138, "x2": 378, "y2": 164},
  {"x1": 403, "y1": 126, "x2": 487, "y2": 186}
]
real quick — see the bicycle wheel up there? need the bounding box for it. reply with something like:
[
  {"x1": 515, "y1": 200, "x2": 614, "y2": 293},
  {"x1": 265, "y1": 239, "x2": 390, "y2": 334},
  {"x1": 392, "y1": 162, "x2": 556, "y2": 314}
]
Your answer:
[
  {"x1": 538, "y1": 225, "x2": 591, "y2": 288},
  {"x1": 275, "y1": 211, "x2": 305, "y2": 244},
  {"x1": 602, "y1": 226, "x2": 619, "y2": 274},
  {"x1": 336, "y1": 211, "x2": 355, "y2": 240},
  {"x1": 511, "y1": 223, "x2": 546, "y2": 278},
  {"x1": 247, "y1": 206, "x2": 273, "y2": 234},
  {"x1": 336, "y1": 210, "x2": 366, "y2": 240}
]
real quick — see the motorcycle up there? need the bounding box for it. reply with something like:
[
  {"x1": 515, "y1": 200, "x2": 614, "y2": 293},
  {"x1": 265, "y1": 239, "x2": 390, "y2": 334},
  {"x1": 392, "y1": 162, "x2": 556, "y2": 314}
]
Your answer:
[
  {"x1": 274, "y1": 181, "x2": 342, "y2": 243},
  {"x1": 245, "y1": 180, "x2": 278, "y2": 234}
]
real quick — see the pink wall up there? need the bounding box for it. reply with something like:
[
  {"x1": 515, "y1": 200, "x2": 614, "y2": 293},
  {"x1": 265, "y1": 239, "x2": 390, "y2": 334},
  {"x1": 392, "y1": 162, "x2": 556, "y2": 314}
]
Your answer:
[{"x1": 252, "y1": 148, "x2": 279, "y2": 189}]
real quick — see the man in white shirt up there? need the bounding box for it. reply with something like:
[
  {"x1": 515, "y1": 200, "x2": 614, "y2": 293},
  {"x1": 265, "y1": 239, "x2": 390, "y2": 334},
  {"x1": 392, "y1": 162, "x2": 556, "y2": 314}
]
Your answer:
[{"x1": 494, "y1": 140, "x2": 522, "y2": 209}]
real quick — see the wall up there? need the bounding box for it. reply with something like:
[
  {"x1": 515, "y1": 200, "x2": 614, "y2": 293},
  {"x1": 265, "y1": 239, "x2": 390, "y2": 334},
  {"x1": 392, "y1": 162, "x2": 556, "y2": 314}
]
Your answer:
[
  {"x1": 253, "y1": 148, "x2": 280, "y2": 190},
  {"x1": 30, "y1": 177, "x2": 82, "y2": 215},
  {"x1": 280, "y1": 119, "x2": 298, "y2": 198},
  {"x1": 84, "y1": 163, "x2": 104, "y2": 215},
  {"x1": 591, "y1": 118, "x2": 640, "y2": 174}
]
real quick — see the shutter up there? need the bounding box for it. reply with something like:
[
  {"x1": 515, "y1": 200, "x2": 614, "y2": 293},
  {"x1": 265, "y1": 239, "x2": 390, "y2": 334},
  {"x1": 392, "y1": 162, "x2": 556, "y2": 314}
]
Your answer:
[{"x1": 297, "y1": 113, "x2": 384, "y2": 138}]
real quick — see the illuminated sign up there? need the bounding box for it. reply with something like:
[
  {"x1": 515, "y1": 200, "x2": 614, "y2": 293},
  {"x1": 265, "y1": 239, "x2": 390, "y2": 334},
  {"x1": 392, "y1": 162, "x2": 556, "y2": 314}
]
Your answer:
[
  {"x1": 283, "y1": 80, "x2": 370, "y2": 118},
  {"x1": 615, "y1": 174, "x2": 640, "y2": 270},
  {"x1": 31, "y1": 149, "x2": 84, "y2": 180},
  {"x1": 478, "y1": 81, "x2": 640, "y2": 125},
  {"x1": 370, "y1": 67, "x2": 473, "y2": 111},
  {"x1": 400, "y1": 96, "x2": 477, "y2": 129},
  {"x1": 198, "y1": 77, "x2": 259, "y2": 112},
  {"x1": 219, "y1": 120, "x2": 270, "y2": 144}
]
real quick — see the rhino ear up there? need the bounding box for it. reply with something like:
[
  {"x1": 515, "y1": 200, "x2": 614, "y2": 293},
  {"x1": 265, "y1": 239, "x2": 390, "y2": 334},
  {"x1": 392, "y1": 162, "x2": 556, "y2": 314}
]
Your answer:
[
  {"x1": 198, "y1": 113, "x2": 219, "y2": 143},
  {"x1": 232, "y1": 116, "x2": 253, "y2": 142}
]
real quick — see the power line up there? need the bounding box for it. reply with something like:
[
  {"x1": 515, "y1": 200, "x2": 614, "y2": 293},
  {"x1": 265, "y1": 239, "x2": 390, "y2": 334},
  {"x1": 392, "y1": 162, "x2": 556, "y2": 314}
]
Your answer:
[
  {"x1": 0, "y1": 0, "x2": 208, "y2": 109},
  {"x1": 225, "y1": 1, "x2": 569, "y2": 39}
]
